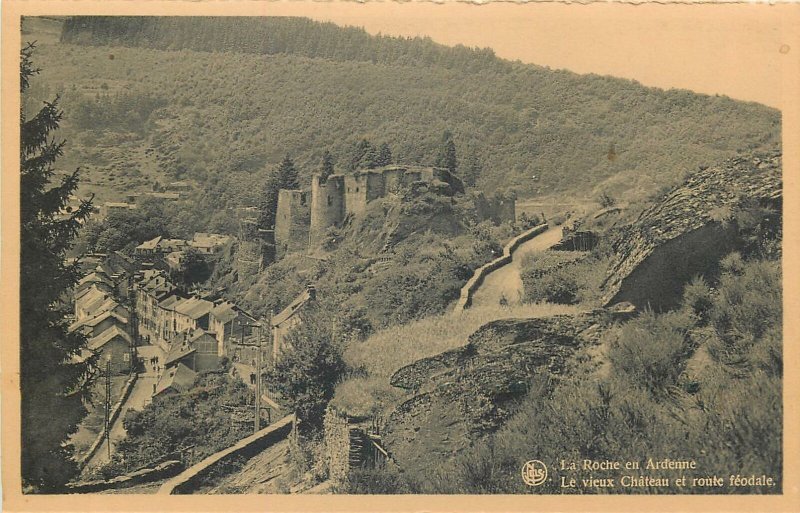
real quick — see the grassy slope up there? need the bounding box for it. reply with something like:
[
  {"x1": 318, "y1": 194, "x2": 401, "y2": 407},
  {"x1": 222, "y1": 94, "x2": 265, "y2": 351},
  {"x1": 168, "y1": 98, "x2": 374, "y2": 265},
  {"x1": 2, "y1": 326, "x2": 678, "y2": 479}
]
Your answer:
[{"x1": 332, "y1": 302, "x2": 580, "y2": 417}]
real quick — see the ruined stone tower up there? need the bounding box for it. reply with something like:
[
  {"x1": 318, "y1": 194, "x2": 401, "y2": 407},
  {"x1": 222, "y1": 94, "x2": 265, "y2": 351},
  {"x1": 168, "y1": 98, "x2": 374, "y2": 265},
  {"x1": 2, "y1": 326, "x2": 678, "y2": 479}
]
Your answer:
[
  {"x1": 275, "y1": 165, "x2": 468, "y2": 255},
  {"x1": 236, "y1": 207, "x2": 267, "y2": 275},
  {"x1": 309, "y1": 174, "x2": 346, "y2": 251},
  {"x1": 274, "y1": 190, "x2": 310, "y2": 258}
]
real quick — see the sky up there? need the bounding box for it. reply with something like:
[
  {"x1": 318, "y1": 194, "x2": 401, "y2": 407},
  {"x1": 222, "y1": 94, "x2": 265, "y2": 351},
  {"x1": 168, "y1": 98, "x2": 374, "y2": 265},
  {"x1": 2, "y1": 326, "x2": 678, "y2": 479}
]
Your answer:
[{"x1": 255, "y1": 2, "x2": 795, "y2": 110}]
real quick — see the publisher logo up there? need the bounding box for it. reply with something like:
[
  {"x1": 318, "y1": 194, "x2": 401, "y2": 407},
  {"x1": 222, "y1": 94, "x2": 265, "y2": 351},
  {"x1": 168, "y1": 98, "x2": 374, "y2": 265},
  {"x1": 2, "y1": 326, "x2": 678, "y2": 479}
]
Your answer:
[{"x1": 521, "y1": 460, "x2": 548, "y2": 487}]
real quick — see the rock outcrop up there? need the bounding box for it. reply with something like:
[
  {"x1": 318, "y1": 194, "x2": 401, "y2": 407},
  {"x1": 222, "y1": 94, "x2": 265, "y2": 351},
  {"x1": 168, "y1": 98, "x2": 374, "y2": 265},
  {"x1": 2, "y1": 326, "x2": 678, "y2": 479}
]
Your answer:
[
  {"x1": 382, "y1": 309, "x2": 627, "y2": 474},
  {"x1": 601, "y1": 150, "x2": 781, "y2": 310}
]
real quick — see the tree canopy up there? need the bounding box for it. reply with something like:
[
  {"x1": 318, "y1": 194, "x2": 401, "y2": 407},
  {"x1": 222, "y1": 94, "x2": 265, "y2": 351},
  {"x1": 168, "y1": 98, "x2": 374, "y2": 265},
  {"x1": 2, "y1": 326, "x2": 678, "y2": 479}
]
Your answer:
[
  {"x1": 20, "y1": 43, "x2": 95, "y2": 491},
  {"x1": 264, "y1": 306, "x2": 345, "y2": 433}
]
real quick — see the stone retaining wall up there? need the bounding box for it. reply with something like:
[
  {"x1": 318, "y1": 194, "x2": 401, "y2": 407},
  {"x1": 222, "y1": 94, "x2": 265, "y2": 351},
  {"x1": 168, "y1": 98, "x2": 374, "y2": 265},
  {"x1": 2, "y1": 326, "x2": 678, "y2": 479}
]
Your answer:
[
  {"x1": 158, "y1": 414, "x2": 295, "y2": 494},
  {"x1": 67, "y1": 460, "x2": 183, "y2": 493},
  {"x1": 453, "y1": 223, "x2": 549, "y2": 313}
]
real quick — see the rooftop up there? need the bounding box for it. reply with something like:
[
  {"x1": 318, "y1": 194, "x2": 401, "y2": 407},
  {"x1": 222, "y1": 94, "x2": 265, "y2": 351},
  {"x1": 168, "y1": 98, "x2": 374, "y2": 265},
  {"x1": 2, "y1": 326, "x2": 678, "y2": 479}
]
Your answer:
[
  {"x1": 88, "y1": 325, "x2": 132, "y2": 351},
  {"x1": 175, "y1": 297, "x2": 214, "y2": 320},
  {"x1": 155, "y1": 363, "x2": 197, "y2": 396},
  {"x1": 271, "y1": 287, "x2": 315, "y2": 327},
  {"x1": 68, "y1": 310, "x2": 128, "y2": 333}
]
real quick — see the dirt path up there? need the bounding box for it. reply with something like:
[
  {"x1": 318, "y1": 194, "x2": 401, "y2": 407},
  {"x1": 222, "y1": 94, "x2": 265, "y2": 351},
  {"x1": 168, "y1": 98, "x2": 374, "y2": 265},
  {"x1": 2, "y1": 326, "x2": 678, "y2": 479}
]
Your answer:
[{"x1": 469, "y1": 226, "x2": 563, "y2": 308}]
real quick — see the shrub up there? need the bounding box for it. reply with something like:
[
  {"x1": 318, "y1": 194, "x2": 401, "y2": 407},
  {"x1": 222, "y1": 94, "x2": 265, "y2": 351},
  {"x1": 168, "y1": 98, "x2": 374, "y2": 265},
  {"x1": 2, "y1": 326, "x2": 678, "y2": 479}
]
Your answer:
[
  {"x1": 344, "y1": 466, "x2": 414, "y2": 494},
  {"x1": 608, "y1": 309, "x2": 695, "y2": 396},
  {"x1": 682, "y1": 275, "x2": 714, "y2": 325}
]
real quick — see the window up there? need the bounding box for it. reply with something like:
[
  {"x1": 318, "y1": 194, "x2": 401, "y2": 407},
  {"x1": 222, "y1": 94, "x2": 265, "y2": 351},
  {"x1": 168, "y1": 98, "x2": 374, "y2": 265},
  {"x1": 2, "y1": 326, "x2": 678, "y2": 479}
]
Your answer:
[
  {"x1": 327, "y1": 195, "x2": 332, "y2": 206},
  {"x1": 123, "y1": 353, "x2": 130, "y2": 361},
  {"x1": 356, "y1": 187, "x2": 360, "y2": 193}
]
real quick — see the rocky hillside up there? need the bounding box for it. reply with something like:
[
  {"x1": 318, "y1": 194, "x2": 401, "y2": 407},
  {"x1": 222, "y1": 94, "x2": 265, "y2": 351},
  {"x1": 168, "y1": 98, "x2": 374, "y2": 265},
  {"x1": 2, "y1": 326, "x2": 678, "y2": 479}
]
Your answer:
[
  {"x1": 381, "y1": 307, "x2": 633, "y2": 474},
  {"x1": 601, "y1": 150, "x2": 782, "y2": 310}
]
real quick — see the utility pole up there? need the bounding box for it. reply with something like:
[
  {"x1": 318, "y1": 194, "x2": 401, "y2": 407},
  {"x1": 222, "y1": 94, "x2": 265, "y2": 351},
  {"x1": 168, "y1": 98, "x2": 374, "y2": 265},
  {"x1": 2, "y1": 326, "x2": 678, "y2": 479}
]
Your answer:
[
  {"x1": 240, "y1": 322, "x2": 263, "y2": 434},
  {"x1": 105, "y1": 358, "x2": 112, "y2": 459},
  {"x1": 254, "y1": 324, "x2": 262, "y2": 433}
]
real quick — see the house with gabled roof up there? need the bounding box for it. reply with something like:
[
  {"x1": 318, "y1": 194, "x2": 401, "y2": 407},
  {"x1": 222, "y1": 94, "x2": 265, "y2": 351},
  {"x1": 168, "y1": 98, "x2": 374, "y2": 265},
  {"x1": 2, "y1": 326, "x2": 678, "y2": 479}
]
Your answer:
[
  {"x1": 75, "y1": 286, "x2": 113, "y2": 320},
  {"x1": 164, "y1": 329, "x2": 219, "y2": 372},
  {"x1": 271, "y1": 285, "x2": 316, "y2": 362},
  {"x1": 135, "y1": 236, "x2": 162, "y2": 257},
  {"x1": 68, "y1": 309, "x2": 128, "y2": 338},
  {"x1": 190, "y1": 232, "x2": 231, "y2": 254},
  {"x1": 154, "y1": 363, "x2": 196, "y2": 398},
  {"x1": 88, "y1": 325, "x2": 133, "y2": 375},
  {"x1": 209, "y1": 301, "x2": 258, "y2": 357},
  {"x1": 174, "y1": 296, "x2": 214, "y2": 333}
]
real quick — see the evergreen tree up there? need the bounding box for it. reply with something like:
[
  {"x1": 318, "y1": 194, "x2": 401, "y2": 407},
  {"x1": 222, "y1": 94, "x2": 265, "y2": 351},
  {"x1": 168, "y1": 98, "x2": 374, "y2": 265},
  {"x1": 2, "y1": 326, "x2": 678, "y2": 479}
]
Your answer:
[
  {"x1": 463, "y1": 154, "x2": 482, "y2": 188},
  {"x1": 277, "y1": 154, "x2": 299, "y2": 190},
  {"x1": 258, "y1": 172, "x2": 281, "y2": 230},
  {"x1": 259, "y1": 155, "x2": 298, "y2": 230},
  {"x1": 436, "y1": 130, "x2": 458, "y2": 174},
  {"x1": 20, "y1": 43, "x2": 96, "y2": 492},
  {"x1": 347, "y1": 139, "x2": 378, "y2": 171},
  {"x1": 320, "y1": 150, "x2": 335, "y2": 181},
  {"x1": 376, "y1": 143, "x2": 393, "y2": 167}
]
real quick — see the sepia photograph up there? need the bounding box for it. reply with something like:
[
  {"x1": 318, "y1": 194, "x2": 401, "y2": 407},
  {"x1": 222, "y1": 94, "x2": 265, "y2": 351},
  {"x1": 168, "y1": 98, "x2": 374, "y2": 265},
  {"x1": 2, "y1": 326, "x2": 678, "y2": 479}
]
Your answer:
[{"x1": 2, "y1": 1, "x2": 799, "y2": 510}]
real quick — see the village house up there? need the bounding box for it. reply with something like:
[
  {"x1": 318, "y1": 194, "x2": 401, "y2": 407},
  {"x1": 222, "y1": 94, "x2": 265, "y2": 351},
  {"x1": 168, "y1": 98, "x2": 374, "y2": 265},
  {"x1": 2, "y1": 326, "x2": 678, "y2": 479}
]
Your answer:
[
  {"x1": 75, "y1": 286, "x2": 115, "y2": 320},
  {"x1": 88, "y1": 325, "x2": 134, "y2": 375},
  {"x1": 135, "y1": 236, "x2": 162, "y2": 258},
  {"x1": 135, "y1": 237, "x2": 190, "y2": 259},
  {"x1": 75, "y1": 269, "x2": 115, "y2": 293},
  {"x1": 97, "y1": 201, "x2": 137, "y2": 220},
  {"x1": 174, "y1": 296, "x2": 214, "y2": 333},
  {"x1": 135, "y1": 270, "x2": 179, "y2": 345},
  {"x1": 271, "y1": 285, "x2": 316, "y2": 362},
  {"x1": 163, "y1": 329, "x2": 219, "y2": 373},
  {"x1": 165, "y1": 251, "x2": 185, "y2": 273},
  {"x1": 154, "y1": 363, "x2": 197, "y2": 398},
  {"x1": 74, "y1": 278, "x2": 115, "y2": 301},
  {"x1": 68, "y1": 309, "x2": 128, "y2": 339},
  {"x1": 209, "y1": 301, "x2": 258, "y2": 357},
  {"x1": 190, "y1": 232, "x2": 231, "y2": 254}
]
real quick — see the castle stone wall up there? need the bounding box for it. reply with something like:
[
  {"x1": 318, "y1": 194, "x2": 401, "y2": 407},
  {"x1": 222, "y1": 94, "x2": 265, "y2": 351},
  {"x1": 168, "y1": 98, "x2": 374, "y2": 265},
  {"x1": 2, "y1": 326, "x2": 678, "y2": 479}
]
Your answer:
[
  {"x1": 310, "y1": 175, "x2": 346, "y2": 251},
  {"x1": 275, "y1": 190, "x2": 310, "y2": 257},
  {"x1": 344, "y1": 174, "x2": 369, "y2": 217},
  {"x1": 289, "y1": 165, "x2": 470, "y2": 254}
]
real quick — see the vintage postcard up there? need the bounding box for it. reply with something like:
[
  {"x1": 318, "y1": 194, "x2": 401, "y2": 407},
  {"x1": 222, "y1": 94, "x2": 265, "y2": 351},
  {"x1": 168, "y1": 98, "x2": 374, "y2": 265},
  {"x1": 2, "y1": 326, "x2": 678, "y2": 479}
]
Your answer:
[{"x1": 2, "y1": 1, "x2": 799, "y2": 512}]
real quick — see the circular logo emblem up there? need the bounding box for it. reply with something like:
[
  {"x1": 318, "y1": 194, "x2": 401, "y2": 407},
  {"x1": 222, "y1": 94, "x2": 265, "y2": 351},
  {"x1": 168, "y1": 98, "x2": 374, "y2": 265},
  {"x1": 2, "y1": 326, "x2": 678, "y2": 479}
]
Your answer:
[{"x1": 521, "y1": 460, "x2": 548, "y2": 487}]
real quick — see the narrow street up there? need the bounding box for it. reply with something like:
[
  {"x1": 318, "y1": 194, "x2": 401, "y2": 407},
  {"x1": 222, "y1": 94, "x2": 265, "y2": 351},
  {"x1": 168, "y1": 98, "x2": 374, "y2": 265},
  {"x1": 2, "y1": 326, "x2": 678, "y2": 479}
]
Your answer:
[
  {"x1": 82, "y1": 344, "x2": 165, "y2": 473},
  {"x1": 469, "y1": 225, "x2": 564, "y2": 308}
]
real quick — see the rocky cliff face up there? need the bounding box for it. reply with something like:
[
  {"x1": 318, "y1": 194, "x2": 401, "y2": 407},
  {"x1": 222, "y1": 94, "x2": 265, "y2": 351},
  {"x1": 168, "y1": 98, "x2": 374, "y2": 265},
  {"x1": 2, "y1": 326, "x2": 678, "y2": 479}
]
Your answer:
[
  {"x1": 601, "y1": 150, "x2": 781, "y2": 310},
  {"x1": 381, "y1": 309, "x2": 629, "y2": 475}
]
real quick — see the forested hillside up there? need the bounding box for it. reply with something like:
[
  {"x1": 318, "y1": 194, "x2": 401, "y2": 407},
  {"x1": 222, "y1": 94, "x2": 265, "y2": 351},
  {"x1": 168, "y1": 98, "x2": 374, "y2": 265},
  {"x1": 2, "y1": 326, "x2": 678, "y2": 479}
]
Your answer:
[{"x1": 36, "y1": 15, "x2": 779, "y2": 220}]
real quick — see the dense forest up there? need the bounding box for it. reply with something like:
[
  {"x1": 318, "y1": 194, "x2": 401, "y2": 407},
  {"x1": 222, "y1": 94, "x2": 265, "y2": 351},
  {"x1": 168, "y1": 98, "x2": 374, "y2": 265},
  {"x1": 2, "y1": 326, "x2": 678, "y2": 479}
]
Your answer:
[{"x1": 31, "y1": 15, "x2": 779, "y2": 229}]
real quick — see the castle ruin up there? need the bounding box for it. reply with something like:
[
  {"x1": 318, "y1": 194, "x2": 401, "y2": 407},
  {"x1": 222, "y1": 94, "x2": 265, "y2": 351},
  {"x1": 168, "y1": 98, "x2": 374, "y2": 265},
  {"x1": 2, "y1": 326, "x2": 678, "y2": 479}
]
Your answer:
[{"x1": 274, "y1": 164, "x2": 514, "y2": 256}]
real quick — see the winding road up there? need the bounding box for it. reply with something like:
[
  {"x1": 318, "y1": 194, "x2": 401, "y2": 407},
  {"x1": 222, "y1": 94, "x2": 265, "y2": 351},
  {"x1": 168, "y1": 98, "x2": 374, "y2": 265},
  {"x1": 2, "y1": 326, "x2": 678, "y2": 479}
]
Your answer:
[{"x1": 469, "y1": 225, "x2": 564, "y2": 308}]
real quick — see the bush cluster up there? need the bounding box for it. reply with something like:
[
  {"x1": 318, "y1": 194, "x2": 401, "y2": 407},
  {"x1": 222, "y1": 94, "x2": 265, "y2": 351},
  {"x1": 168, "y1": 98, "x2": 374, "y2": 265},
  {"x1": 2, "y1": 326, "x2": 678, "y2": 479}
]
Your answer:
[{"x1": 406, "y1": 253, "x2": 782, "y2": 494}]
